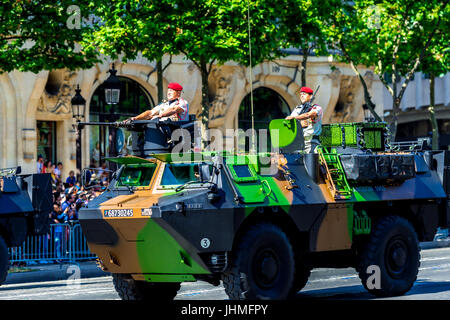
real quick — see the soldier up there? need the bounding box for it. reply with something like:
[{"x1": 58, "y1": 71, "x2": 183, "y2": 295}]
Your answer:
[
  {"x1": 128, "y1": 82, "x2": 189, "y2": 122},
  {"x1": 285, "y1": 86, "x2": 322, "y2": 153}
]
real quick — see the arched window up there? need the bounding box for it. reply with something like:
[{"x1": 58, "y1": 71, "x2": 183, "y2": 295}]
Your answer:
[
  {"x1": 238, "y1": 87, "x2": 290, "y2": 152},
  {"x1": 89, "y1": 77, "x2": 155, "y2": 166}
]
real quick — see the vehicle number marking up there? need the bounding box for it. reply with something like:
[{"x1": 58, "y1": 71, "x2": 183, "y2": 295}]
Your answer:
[
  {"x1": 201, "y1": 238, "x2": 211, "y2": 249},
  {"x1": 104, "y1": 209, "x2": 133, "y2": 218}
]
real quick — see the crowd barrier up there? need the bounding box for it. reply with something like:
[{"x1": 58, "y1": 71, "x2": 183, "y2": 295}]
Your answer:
[{"x1": 8, "y1": 222, "x2": 97, "y2": 265}]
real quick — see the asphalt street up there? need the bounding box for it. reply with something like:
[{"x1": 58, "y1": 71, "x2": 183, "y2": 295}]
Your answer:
[{"x1": 1, "y1": 246, "x2": 450, "y2": 300}]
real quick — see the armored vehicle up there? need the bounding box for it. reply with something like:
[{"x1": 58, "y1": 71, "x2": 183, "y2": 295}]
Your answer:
[
  {"x1": 79, "y1": 118, "x2": 450, "y2": 300},
  {"x1": 0, "y1": 167, "x2": 52, "y2": 285}
]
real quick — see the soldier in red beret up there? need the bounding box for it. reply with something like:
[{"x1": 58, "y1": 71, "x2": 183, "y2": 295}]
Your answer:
[
  {"x1": 285, "y1": 86, "x2": 322, "y2": 153},
  {"x1": 128, "y1": 82, "x2": 189, "y2": 122}
]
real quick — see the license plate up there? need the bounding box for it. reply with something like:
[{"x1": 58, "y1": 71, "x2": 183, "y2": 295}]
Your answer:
[{"x1": 103, "y1": 209, "x2": 133, "y2": 218}]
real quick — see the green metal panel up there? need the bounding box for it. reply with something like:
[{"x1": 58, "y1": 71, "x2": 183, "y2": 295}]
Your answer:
[
  {"x1": 136, "y1": 219, "x2": 210, "y2": 275},
  {"x1": 225, "y1": 155, "x2": 267, "y2": 203},
  {"x1": 269, "y1": 119, "x2": 298, "y2": 149},
  {"x1": 320, "y1": 122, "x2": 387, "y2": 150}
]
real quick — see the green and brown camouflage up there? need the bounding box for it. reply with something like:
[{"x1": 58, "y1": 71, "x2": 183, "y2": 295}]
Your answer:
[{"x1": 79, "y1": 118, "x2": 450, "y2": 299}]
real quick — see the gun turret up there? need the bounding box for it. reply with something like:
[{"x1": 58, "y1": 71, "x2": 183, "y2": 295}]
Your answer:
[{"x1": 78, "y1": 116, "x2": 197, "y2": 157}]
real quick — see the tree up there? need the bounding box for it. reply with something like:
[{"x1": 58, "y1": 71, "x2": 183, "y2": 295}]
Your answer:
[
  {"x1": 0, "y1": 0, "x2": 99, "y2": 73},
  {"x1": 416, "y1": 10, "x2": 450, "y2": 149},
  {"x1": 86, "y1": 0, "x2": 285, "y2": 148},
  {"x1": 83, "y1": 0, "x2": 180, "y2": 102},
  {"x1": 169, "y1": 0, "x2": 284, "y2": 146},
  {"x1": 277, "y1": 0, "x2": 329, "y2": 87},
  {"x1": 322, "y1": 0, "x2": 449, "y2": 137}
]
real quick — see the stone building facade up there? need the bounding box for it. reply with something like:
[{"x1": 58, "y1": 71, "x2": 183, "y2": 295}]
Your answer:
[{"x1": 0, "y1": 53, "x2": 387, "y2": 178}]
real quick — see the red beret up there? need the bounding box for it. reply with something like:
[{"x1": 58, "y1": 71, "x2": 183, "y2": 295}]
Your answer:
[
  {"x1": 168, "y1": 82, "x2": 183, "y2": 91},
  {"x1": 300, "y1": 86, "x2": 313, "y2": 94}
]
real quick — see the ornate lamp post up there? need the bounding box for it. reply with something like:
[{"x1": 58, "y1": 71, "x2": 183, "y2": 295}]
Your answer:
[
  {"x1": 103, "y1": 64, "x2": 121, "y2": 172},
  {"x1": 71, "y1": 85, "x2": 86, "y2": 177},
  {"x1": 104, "y1": 63, "x2": 121, "y2": 105}
]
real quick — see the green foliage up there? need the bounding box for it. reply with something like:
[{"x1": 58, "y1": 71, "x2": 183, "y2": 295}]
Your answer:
[
  {"x1": 0, "y1": 0, "x2": 99, "y2": 73},
  {"x1": 86, "y1": 0, "x2": 286, "y2": 130},
  {"x1": 322, "y1": 0, "x2": 449, "y2": 82},
  {"x1": 277, "y1": 0, "x2": 328, "y2": 56},
  {"x1": 170, "y1": 0, "x2": 283, "y2": 68},
  {"x1": 417, "y1": 3, "x2": 450, "y2": 77},
  {"x1": 83, "y1": 0, "x2": 179, "y2": 64},
  {"x1": 320, "y1": 0, "x2": 449, "y2": 137}
]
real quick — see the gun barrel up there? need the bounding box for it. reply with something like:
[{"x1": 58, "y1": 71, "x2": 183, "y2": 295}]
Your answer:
[
  {"x1": 78, "y1": 122, "x2": 113, "y2": 126},
  {"x1": 311, "y1": 85, "x2": 320, "y2": 103}
]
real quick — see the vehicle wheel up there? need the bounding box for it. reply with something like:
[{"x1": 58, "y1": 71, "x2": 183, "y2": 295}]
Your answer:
[
  {"x1": 0, "y1": 235, "x2": 9, "y2": 285},
  {"x1": 112, "y1": 274, "x2": 180, "y2": 300},
  {"x1": 290, "y1": 263, "x2": 311, "y2": 296},
  {"x1": 357, "y1": 215, "x2": 420, "y2": 297},
  {"x1": 222, "y1": 223, "x2": 295, "y2": 300}
]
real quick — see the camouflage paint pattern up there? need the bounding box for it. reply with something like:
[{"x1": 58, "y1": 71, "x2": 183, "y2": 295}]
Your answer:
[{"x1": 79, "y1": 120, "x2": 447, "y2": 281}]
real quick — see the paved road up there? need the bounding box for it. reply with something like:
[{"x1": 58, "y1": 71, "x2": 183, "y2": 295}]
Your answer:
[{"x1": 2, "y1": 247, "x2": 450, "y2": 300}]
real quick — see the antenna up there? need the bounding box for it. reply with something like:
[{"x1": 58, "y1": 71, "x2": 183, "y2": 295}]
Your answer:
[{"x1": 248, "y1": 2, "x2": 256, "y2": 154}]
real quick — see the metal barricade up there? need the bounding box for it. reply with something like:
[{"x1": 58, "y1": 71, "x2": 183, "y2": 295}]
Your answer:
[
  {"x1": 69, "y1": 224, "x2": 97, "y2": 261},
  {"x1": 8, "y1": 222, "x2": 96, "y2": 265}
]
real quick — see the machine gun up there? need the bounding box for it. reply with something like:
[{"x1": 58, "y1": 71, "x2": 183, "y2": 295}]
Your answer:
[{"x1": 78, "y1": 115, "x2": 198, "y2": 157}]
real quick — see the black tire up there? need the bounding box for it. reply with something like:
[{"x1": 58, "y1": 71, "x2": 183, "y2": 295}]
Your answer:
[
  {"x1": 222, "y1": 223, "x2": 295, "y2": 300},
  {"x1": 290, "y1": 263, "x2": 311, "y2": 296},
  {"x1": 357, "y1": 215, "x2": 420, "y2": 297},
  {"x1": 112, "y1": 274, "x2": 180, "y2": 300},
  {"x1": 0, "y1": 235, "x2": 9, "y2": 286}
]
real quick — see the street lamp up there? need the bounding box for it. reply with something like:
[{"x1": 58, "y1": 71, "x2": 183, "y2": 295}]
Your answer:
[
  {"x1": 103, "y1": 64, "x2": 121, "y2": 173},
  {"x1": 104, "y1": 63, "x2": 121, "y2": 105},
  {"x1": 71, "y1": 85, "x2": 86, "y2": 121},
  {"x1": 71, "y1": 85, "x2": 86, "y2": 178}
]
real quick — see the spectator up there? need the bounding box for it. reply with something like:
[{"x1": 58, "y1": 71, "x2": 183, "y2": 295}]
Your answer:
[
  {"x1": 50, "y1": 203, "x2": 67, "y2": 263},
  {"x1": 37, "y1": 155, "x2": 44, "y2": 173},
  {"x1": 61, "y1": 194, "x2": 74, "y2": 219},
  {"x1": 46, "y1": 160, "x2": 53, "y2": 173},
  {"x1": 98, "y1": 162, "x2": 108, "y2": 177},
  {"x1": 43, "y1": 160, "x2": 50, "y2": 173},
  {"x1": 47, "y1": 163, "x2": 57, "y2": 184},
  {"x1": 17, "y1": 173, "x2": 102, "y2": 265},
  {"x1": 66, "y1": 170, "x2": 76, "y2": 186},
  {"x1": 54, "y1": 162, "x2": 63, "y2": 182}
]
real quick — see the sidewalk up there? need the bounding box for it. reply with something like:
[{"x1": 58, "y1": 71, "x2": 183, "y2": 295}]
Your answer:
[
  {"x1": 3, "y1": 239, "x2": 450, "y2": 286},
  {"x1": 420, "y1": 238, "x2": 450, "y2": 250},
  {"x1": 3, "y1": 261, "x2": 110, "y2": 285}
]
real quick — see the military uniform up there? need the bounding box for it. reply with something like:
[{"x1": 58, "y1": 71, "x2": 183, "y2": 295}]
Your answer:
[
  {"x1": 289, "y1": 102, "x2": 322, "y2": 153},
  {"x1": 153, "y1": 98, "x2": 189, "y2": 121}
]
